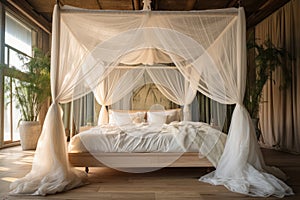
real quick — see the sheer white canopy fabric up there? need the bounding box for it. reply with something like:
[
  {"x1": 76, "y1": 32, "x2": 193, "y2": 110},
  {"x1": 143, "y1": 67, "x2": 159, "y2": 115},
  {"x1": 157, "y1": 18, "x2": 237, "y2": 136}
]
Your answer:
[
  {"x1": 93, "y1": 68, "x2": 146, "y2": 124},
  {"x1": 9, "y1": 6, "x2": 87, "y2": 195},
  {"x1": 146, "y1": 68, "x2": 196, "y2": 121},
  {"x1": 95, "y1": 67, "x2": 197, "y2": 124},
  {"x1": 9, "y1": 4, "x2": 293, "y2": 197}
]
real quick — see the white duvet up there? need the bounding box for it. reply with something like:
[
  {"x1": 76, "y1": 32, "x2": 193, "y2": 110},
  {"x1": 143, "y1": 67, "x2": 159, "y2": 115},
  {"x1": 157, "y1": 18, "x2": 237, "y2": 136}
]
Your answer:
[{"x1": 68, "y1": 121, "x2": 227, "y2": 166}]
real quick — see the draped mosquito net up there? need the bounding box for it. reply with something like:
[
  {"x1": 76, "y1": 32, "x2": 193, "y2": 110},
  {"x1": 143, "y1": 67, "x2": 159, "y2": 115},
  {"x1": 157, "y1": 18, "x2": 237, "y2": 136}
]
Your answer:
[{"x1": 9, "y1": 4, "x2": 293, "y2": 197}]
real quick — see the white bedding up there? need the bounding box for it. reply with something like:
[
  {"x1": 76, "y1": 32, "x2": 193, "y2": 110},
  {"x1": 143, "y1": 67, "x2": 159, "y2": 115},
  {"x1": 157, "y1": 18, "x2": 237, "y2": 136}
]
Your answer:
[{"x1": 68, "y1": 121, "x2": 227, "y2": 166}]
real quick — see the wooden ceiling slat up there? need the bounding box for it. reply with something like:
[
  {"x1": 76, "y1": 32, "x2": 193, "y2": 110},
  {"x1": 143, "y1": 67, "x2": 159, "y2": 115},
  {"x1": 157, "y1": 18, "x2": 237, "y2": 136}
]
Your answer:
[
  {"x1": 25, "y1": 0, "x2": 54, "y2": 12},
  {"x1": 194, "y1": 0, "x2": 229, "y2": 10},
  {"x1": 226, "y1": 0, "x2": 238, "y2": 8},
  {"x1": 157, "y1": 0, "x2": 197, "y2": 11},
  {"x1": 60, "y1": 0, "x2": 100, "y2": 9},
  {"x1": 98, "y1": 0, "x2": 133, "y2": 10},
  {"x1": 6, "y1": 0, "x2": 51, "y2": 33},
  {"x1": 246, "y1": 0, "x2": 290, "y2": 28},
  {"x1": 5, "y1": 0, "x2": 291, "y2": 30}
]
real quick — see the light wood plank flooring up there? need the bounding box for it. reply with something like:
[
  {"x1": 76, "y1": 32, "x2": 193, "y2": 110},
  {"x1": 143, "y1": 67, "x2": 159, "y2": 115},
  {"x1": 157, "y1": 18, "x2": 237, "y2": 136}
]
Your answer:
[{"x1": 0, "y1": 146, "x2": 299, "y2": 199}]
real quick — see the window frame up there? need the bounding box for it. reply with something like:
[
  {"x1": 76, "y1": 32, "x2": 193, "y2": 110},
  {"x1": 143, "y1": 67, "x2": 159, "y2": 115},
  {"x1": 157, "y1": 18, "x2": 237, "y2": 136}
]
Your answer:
[{"x1": 0, "y1": 6, "x2": 38, "y2": 148}]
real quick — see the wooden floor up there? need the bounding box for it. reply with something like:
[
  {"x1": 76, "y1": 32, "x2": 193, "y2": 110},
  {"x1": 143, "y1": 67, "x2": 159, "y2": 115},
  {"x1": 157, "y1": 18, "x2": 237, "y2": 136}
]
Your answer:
[{"x1": 0, "y1": 146, "x2": 299, "y2": 200}]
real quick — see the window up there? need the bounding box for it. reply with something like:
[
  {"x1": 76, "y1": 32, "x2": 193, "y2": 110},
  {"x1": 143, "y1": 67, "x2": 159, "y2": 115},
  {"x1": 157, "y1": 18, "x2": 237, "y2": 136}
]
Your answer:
[
  {"x1": 5, "y1": 13, "x2": 32, "y2": 56},
  {"x1": 2, "y1": 12, "x2": 37, "y2": 144}
]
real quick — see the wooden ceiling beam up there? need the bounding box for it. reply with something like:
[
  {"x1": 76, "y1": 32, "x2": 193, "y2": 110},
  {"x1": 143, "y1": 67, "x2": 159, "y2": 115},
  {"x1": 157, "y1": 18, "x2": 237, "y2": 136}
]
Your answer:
[
  {"x1": 226, "y1": 0, "x2": 238, "y2": 8},
  {"x1": 3, "y1": 0, "x2": 291, "y2": 30},
  {"x1": 247, "y1": 0, "x2": 290, "y2": 28},
  {"x1": 6, "y1": 0, "x2": 51, "y2": 33}
]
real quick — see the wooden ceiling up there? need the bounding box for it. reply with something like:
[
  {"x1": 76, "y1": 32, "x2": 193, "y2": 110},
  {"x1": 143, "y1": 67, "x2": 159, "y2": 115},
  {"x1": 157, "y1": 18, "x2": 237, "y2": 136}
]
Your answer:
[{"x1": 4, "y1": 0, "x2": 291, "y2": 33}]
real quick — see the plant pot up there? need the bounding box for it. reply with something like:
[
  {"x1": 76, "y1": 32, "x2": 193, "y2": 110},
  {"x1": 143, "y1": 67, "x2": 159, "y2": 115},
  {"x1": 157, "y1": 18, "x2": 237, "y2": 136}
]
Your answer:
[{"x1": 19, "y1": 121, "x2": 41, "y2": 150}]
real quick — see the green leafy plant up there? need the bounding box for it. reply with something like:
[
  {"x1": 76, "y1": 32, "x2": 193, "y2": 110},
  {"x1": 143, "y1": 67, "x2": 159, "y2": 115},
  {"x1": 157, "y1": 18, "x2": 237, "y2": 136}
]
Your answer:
[
  {"x1": 244, "y1": 38, "x2": 291, "y2": 119},
  {"x1": 13, "y1": 48, "x2": 51, "y2": 121}
]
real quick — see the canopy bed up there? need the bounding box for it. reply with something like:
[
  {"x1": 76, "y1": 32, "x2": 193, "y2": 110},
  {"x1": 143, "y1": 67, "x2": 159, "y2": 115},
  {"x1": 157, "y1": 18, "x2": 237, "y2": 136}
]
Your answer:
[
  {"x1": 9, "y1": 1, "x2": 293, "y2": 198},
  {"x1": 68, "y1": 116, "x2": 227, "y2": 173}
]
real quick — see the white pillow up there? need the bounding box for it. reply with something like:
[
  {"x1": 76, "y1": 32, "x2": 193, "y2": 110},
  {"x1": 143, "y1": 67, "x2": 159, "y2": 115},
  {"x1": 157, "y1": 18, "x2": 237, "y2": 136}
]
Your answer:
[
  {"x1": 147, "y1": 109, "x2": 181, "y2": 124},
  {"x1": 147, "y1": 111, "x2": 167, "y2": 125},
  {"x1": 111, "y1": 111, "x2": 132, "y2": 126},
  {"x1": 109, "y1": 110, "x2": 145, "y2": 125}
]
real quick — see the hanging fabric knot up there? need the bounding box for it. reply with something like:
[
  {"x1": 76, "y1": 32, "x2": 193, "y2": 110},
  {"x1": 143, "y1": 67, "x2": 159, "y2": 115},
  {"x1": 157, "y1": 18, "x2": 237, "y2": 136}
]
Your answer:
[
  {"x1": 183, "y1": 105, "x2": 191, "y2": 121},
  {"x1": 142, "y1": 0, "x2": 152, "y2": 10},
  {"x1": 98, "y1": 105, "x2": 109, "y2": 125}
]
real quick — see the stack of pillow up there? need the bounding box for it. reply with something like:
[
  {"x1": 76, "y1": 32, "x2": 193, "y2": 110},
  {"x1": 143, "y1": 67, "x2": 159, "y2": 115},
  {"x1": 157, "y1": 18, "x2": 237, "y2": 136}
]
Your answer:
[{"x1": 108, "y1": 108, "x2": 182, "y2": 126}]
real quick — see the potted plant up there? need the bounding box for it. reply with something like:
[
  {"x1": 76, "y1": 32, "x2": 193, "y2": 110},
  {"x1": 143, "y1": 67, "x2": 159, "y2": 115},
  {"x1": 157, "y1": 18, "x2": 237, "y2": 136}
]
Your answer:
[
  {"x1": 244, "y1": 38, "x2": 291, "y2": 139},
  {"x1": 14, "y1": 48, "x2": 51, "y2": 150}
]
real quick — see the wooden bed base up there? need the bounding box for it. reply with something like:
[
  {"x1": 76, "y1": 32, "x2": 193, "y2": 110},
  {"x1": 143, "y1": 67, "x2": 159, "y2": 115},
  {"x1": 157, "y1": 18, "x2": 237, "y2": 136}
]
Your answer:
[{"x1": 69, "y1": 152, "x2": 213, "y2": 173}]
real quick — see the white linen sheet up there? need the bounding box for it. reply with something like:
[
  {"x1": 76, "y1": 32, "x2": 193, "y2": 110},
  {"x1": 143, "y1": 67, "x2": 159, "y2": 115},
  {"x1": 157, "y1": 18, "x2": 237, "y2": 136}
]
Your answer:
[{"x1": 68, "y1": 121, "x2": 227, "y2": 167}]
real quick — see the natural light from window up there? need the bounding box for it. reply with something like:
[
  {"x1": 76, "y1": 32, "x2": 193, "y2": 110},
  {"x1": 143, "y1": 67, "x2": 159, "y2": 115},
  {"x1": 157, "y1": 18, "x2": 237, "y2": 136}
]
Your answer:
[
  {"x1": 5, "y1": 13, "x2": 32, "y2": 56},
  {"x1": 3, "y1": 12, "x2": 34, "y2": 144}
]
